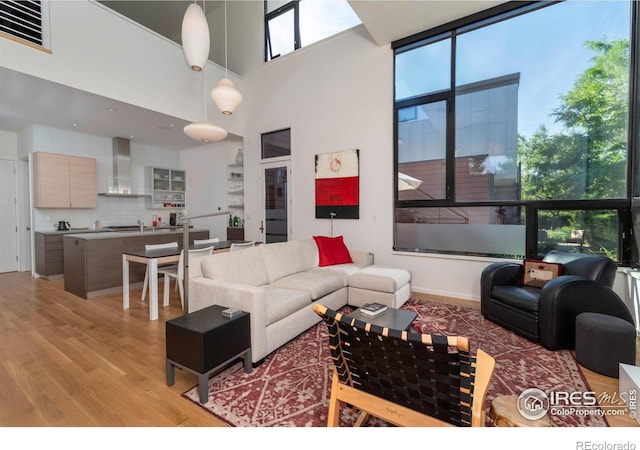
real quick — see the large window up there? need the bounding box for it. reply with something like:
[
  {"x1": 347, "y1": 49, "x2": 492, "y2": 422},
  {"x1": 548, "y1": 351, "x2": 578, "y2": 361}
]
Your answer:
[
  {"x1": 265, "y1": 0, "x2": 361, "y2": 61},
  {"x1": 394, "y1": 1, "x2": 635, "y2": 263}
]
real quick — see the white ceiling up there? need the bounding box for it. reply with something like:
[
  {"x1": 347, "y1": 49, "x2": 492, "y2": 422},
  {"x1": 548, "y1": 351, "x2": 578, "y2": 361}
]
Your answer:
[
  {"x1": 348, "y1": 0, "x2": 507, "y2": 45},
  {"x1": 0, "y1": 0, "x2": 507, "y2": 150}
]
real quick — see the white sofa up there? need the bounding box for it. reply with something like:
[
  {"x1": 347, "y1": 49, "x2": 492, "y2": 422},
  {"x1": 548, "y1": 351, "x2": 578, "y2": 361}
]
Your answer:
[{"x1": 188, "y1": 239, "x2": 411, "y2": 364}]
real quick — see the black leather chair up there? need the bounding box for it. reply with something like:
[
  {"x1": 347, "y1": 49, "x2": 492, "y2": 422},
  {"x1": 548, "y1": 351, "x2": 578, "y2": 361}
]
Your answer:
[{"x1": 481, "y1": 250, "x2": 634, "y2": 350}]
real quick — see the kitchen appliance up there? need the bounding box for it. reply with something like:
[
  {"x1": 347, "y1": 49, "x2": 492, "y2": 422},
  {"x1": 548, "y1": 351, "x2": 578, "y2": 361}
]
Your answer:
[
  {"x1": 97, "y1": 138, "x2": 145, "y2": 197},
  {"x1": 57, "y1": 221, "x2": 70, "y2": 231},
  {"x1": 170, "y1": 213, "x2": 177, "y2": 226}
]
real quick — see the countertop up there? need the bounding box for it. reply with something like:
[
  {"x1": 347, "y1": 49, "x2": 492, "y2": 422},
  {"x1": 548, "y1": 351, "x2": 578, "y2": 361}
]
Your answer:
[
  {"x1": 36, "y1": 226, "x2": 189, "y2": 235},
  {"x1": 62, "y1": 228, "x2": 208, "y2": 240}
]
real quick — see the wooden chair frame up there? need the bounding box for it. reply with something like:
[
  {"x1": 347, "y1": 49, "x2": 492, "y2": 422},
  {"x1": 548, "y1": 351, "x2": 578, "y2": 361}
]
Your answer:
[{"x1": 313, "y1": 303, "x2": 495, "y2": 427}]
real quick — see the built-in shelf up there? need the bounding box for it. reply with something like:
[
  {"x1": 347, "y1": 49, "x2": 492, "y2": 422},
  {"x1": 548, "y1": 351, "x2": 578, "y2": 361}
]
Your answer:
[{"x1": 227, "y1": 161, "x2": 244, "y2": 218}]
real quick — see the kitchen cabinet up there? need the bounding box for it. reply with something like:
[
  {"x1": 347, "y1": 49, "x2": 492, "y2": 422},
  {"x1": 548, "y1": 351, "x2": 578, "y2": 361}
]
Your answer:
[
  {"x1": 227, "y1": 227, "x2": 244, "y2": 241},
  {"x1": 63, "y1": 229, "x2": 209, "y2": 299},
  {"x1": 33, "y1": 152, "x2": 97, "y2": 208},
  {"x1": 146, "y1": 167, "x2": 186, "y2": 209},
  {"x1": 35, "y1": 232, "x2": 64, "y2": 279}
]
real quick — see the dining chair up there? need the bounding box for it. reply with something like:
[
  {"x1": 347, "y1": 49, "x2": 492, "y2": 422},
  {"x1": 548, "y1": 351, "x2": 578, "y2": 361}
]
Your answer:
[
  {"x1": 159, "y1": 245, "x2": 214, "y2": 309},
  {"x1": 193, "y1": 237, "x2": 220, "y2": 245},
  {"x1": 229, "y1": 241, "x2": 255, "y2": 252},
  {"x1": 141, "y1": 241, "x2": 179, "y2": 301}
]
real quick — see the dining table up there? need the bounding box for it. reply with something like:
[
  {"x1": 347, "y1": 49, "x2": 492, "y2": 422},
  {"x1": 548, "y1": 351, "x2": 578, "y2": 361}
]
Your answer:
[{"x1": 122, "y1": 240, "x2": 246, "y2": 320}]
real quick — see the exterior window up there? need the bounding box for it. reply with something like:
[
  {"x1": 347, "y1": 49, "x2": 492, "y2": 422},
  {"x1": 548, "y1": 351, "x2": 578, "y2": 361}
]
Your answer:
[
  {"x1": 537, "y1": 209, "x2": 620, "y2": 260},
  {"x1": 265, "y1": 0, "x2": 360, "y2": 62},
  {"x1": 395, "y1": 36, "x2": 451, "y2": 101},
  {"x1": 396, "y1": 206, "x2": 525, "y2": 259},
  {"x1": 261, "y1": 128, "x2": 291, "y2": 159},
  {"x1": 398, "y1": 100, "x2": 448, "y2": 201},
  {"x1": 393, "y1": 1, "x2": 634, "y2": 262},
  {"x1": 265, "y1": 1, "x2": 298, "y2": 60}
]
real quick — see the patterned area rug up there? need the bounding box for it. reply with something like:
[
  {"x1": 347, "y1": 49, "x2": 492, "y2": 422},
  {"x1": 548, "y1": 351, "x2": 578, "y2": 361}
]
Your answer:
[{"x1": 183, "y1": 299, "x2": 607, "y2": 427}]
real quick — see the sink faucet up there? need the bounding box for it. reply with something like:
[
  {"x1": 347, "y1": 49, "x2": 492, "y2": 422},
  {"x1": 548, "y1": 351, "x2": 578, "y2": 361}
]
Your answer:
[{"x1": 137, "y1": 219, "x2": 144, "y2": 233}]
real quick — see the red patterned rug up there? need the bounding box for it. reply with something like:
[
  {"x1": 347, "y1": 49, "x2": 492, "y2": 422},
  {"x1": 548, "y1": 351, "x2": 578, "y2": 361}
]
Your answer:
[{"x1": 182, "y1": 299, "x2": 607, "y2": 427}]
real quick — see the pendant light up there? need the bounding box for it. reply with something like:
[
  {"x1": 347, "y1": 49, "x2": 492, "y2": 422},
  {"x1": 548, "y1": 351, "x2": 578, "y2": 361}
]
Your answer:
[
  {"x1": 183, "y1": 121, "x2": 227, "y2": 143},
  {"x1": 211, "y1": 0, "x2": 242, "y2": 115},
  {"x1": 181, "y1": 1, "x2": 210, "y2": 71},
  {"x1": 184, "y1": 66, "x2": 227, "y2": 143}
]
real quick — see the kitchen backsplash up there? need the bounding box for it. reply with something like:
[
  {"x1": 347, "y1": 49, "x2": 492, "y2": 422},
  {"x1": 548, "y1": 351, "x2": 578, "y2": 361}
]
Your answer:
[{"x1": 33, "y1": 196, "x2": 184, "y2": 231}]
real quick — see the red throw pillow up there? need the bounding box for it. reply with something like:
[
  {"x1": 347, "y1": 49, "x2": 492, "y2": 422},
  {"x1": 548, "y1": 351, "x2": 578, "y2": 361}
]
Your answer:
[
  {"x1": 522, "y1": 259, "x2": 563, "y2": 288},
  {"x1": 313, "y1": 235, "x2": 353, "y2": 267}
]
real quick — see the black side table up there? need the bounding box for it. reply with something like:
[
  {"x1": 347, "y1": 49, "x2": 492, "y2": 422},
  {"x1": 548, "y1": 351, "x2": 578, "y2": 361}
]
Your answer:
[{"x1": 166, "y1": 305, "x2": 251, "y2": 403}]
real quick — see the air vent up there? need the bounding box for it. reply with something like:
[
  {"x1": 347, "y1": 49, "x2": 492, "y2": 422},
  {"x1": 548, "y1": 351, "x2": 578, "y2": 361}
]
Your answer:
[{"x1": 0, "y1": 1, "x2": 48, "y2": 48}]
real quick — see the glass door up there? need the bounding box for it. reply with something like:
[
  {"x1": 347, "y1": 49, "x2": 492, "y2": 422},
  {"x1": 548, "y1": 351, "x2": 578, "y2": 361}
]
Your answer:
[{"x1": 261, "y1": 161, "x2": 290, "y2": 243}]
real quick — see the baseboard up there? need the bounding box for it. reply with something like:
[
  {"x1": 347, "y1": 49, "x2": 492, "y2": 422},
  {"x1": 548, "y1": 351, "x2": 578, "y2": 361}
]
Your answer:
[
  {"x1": 411, "y1": 290, "x2": 480, "y2": 309},
  {"x1": 411, "y1": 286, "x2": 480, "y2": 303}
]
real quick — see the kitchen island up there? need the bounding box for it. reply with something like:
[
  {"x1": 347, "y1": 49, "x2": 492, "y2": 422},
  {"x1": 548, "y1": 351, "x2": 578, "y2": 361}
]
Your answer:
[{"x1": 63, "y1": 228, "x2": 209, "y2": 299}]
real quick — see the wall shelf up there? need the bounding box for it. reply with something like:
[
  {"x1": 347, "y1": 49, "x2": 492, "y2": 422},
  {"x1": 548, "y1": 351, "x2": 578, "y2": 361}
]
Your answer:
[
  {"x1": 227, "y1": 161, "x2": 244, "y2": 217},
  {"x1": 145, "y1": 166, "x2": 186, "y2": 209}
]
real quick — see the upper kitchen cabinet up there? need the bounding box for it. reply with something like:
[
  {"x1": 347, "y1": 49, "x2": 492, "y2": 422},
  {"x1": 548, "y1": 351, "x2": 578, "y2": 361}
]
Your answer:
[
  {"x1": 145, "y1": 167, "x2": 186, "y2": 209},
  {"x1": 33, "y1": 152, "x2": 97, "y2": 208}
]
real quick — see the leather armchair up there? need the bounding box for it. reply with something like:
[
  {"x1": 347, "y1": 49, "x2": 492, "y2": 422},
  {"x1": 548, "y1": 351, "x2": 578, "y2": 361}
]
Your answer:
[{"x1": 481, "y1": 250, "x2": 634, "y2": 350}]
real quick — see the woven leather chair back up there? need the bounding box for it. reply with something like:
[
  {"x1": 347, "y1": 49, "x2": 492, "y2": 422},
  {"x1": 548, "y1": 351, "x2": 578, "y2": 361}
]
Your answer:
[{"x1": 314, "y1": 303, "x2": 495, "y2": 427}]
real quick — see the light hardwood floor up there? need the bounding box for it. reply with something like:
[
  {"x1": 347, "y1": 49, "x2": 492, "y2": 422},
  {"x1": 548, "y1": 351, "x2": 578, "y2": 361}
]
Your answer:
[
  {"x1": 0, "y1": 272, "x2": 222, "y2": 426},
  {"x1": 0, "y1": 272, "x2": 637, "y2": 427}
]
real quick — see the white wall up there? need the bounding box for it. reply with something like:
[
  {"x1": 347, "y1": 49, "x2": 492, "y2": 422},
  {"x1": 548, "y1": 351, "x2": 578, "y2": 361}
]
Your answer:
[
  {"x1": 0, "y1": 0, "x2": 245, "y2": 137},
  {"x1": 179, "y1": 139, "x2": 244, "y2": 240},
  {"x1": 0, "y1": 131, "x2": 18, "y2": 159},
  {"x1": 240, "y1": 24, "x2": 631, "y2": 304},
  {"x1": 242, "y1": 24, "x2": 473, "y2": 298}
]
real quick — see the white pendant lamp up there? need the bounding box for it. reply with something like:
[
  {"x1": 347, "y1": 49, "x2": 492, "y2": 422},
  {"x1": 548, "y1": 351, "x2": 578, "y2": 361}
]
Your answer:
[
  {"x1": 211, "y1": 78, "x2": 242, "y2": 115},
  {"x1": 184, "y1": 64, "x2": 227, "y2": 144},
  {"x1": 181, "y1": 2, "x2": 210, "y2": 71},
  {"x1": 183, "y1": 121, "x2": 227, "y2": 143},
  {"x1": 211, "y1": 0, "x2": 242, "y2": 115}
]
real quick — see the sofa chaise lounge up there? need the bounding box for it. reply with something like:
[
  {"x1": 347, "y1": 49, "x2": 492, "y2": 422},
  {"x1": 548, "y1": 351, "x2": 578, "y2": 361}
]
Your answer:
[{"x1": 188, "y1": 238, "x2": 412, "y2": 363}]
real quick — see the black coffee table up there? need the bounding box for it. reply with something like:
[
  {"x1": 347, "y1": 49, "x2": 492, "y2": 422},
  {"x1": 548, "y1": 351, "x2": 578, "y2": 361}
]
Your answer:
[
  {"x1": 347, "y1": 307, "x2": 418, "y2": 331},
  {"x1": 166, "y1": 304, "x2": 251, "y2": 403}
]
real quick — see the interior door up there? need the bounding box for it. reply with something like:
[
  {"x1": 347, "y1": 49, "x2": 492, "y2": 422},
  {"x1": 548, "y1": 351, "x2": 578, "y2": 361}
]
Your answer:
[
  {"x1": 261, "y1": 161, "x2": 291, "y2": 243},
  {"x1": 0, "y1": 159, "x2": 19, "y2": 272}
]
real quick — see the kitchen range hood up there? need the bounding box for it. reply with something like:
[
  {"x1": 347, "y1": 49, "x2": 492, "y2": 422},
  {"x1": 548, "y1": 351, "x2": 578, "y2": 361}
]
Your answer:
[{"x1": 98, "y1": 137, "x2": 147, "y2": 197}]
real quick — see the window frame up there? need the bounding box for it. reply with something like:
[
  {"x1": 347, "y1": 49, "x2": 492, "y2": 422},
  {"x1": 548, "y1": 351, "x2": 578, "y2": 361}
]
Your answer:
[
  {"x1": 264, "y1": 1, "x2": 300, "y2": 61},
  {"x1": 392, "y1": 0, "x2": 638, "y2": 264},
  {"x1": 261, "y1": 128, "x2": 292, "y2": 160}
]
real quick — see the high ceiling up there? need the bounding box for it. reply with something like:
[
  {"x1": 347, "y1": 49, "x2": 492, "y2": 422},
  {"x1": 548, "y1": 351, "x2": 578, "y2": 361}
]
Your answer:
[{"x1": 1, "y1": 1, "x2": 507, "y2": 150}]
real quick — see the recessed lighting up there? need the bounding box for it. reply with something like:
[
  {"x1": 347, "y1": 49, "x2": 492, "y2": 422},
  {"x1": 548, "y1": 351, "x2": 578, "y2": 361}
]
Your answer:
[
  {"x1": 107, "y1": 107, "x2": 116, "y2": 112},
  {"x1": 72, "y1": 123, "x2": 78, "y2": 127},
  {"x1": 130, "y1": 135, "x2": 134, "y2": 139},
  {"x1": 168, "y1": 123, "x2": 175, "y2": 128}
]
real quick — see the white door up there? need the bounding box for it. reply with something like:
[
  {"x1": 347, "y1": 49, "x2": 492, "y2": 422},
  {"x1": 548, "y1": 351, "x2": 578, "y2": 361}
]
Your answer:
[
  {"x1": 260, "y1": 160, "x2": 291, "y2": 243},
  {"x1": 0, "y1": 159, "x2": 19, "y2": 272}
]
